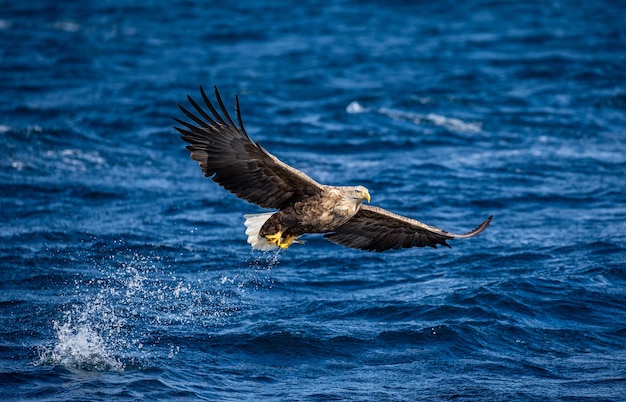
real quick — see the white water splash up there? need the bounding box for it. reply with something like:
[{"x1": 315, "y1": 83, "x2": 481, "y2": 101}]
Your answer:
[
  {"x1": 38, "y1": 316, "x2": 126, "y2": 372},
  {"x1": 216, "y1": 249, "x2": 281, "y2": 294},
  {"x1": 35, "y1": 271, "x2": 137, "y2": 371},
  {"x1": 35, "y1": 251, "x2": 231, "y2": 371},
  {"x1": 249, "y1": 248, "x2": 282, "y2": 270}
]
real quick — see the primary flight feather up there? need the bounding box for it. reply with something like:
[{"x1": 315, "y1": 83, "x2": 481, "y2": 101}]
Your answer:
[{"x1": 174, "y1": 86, "x2": 492, "y2": 252}]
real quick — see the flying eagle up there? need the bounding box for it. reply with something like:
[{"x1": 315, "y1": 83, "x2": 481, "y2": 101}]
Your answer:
[{"x1": 174, "y1": 87, "x2": 492, "y2": 252}]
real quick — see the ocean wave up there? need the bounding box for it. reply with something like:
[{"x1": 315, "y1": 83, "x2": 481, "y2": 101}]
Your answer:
[{"x1": 346, "y1": 101, "x2": 482, "y2": 133}]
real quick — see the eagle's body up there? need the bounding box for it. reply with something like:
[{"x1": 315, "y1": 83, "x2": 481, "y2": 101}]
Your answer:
[
  {"x1": 251, "y1": 185, "x2": 370, "y2": 249},
  {"x1": 174, "y1": 87, "x2": 492, "y2": 252}
]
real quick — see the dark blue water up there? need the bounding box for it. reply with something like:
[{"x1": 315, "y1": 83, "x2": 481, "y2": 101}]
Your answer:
[{"x1": 2, "y1": 0, "x2": 626, "y2": 400}]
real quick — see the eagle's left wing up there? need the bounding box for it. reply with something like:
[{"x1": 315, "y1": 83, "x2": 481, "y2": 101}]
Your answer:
[
  {"x1": 174, "y1": 86, "x2": 325, "y2": 210},
  {"x1": 324, "y1": 205, "x2": 492, "y2": 252}
]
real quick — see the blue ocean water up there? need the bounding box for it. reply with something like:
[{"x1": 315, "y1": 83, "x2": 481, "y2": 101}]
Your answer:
[{"x1": 1, "y1": 0, "x2": 626, "y2": 400}]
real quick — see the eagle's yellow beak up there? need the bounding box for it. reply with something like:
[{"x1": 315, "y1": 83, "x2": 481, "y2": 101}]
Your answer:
[{"x1": 363, "y1": 191, "x2": 371, "y2": 203}]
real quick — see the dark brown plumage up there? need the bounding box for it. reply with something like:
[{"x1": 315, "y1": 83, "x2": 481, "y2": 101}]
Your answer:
[{"x1": 174, "y1": 86, "x2": 492, "y2": 252}]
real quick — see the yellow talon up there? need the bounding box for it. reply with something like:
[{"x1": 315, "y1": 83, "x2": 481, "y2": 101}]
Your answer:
[
  {"x1": 265, "y1": 232, "x2": 297, "y2": 249},
  {"x1": 265, "y1": 231, "x2": 283, "y2": 246},
  {"x1": 278, "y1": 235, "x2": 296, "y2": 249}
]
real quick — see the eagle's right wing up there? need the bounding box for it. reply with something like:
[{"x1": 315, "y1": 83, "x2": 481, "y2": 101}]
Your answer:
[
  {"x1": 325, "y1": 205, "x2": 492, "y2": 252},
  {"x1": 174, "y1": 86, "x2": 324, "y2": 209}
]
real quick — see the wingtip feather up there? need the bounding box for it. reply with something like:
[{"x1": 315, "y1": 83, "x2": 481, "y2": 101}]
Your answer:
[{"x1": 458, "y1": 215, "x2": 493, "y2": 238}]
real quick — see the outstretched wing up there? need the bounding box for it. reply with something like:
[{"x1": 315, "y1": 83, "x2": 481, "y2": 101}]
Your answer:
[
  {"x1": 174, "y1": 86, "x2": 324, "y2": 209},
  {"x1": 325, "y1": 205, "x2": 492, "y2": 252}
]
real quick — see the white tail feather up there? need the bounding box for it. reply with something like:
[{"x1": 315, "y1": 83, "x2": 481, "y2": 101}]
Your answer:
[{"x1": 244, "y1": 213, "x2": 279, "y2": 251}]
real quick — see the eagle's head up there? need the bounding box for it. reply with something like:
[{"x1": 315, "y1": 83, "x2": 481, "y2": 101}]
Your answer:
[{"x1": 349, "y1": 185, "x2": 371, "y2": 204}]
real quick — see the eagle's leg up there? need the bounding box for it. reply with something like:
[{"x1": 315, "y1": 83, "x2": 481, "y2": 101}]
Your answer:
[
  {"x1": 278, "y1": 234, "x2": 297, "y2": 249},
  {"x1": 265, "y1": 231, "x2": 283, "y2": 247}
]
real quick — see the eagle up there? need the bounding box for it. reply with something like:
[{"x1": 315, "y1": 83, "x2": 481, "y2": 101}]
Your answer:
[{"x1": 174, "y1": 86, "x2": 492, "y2": 252}]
